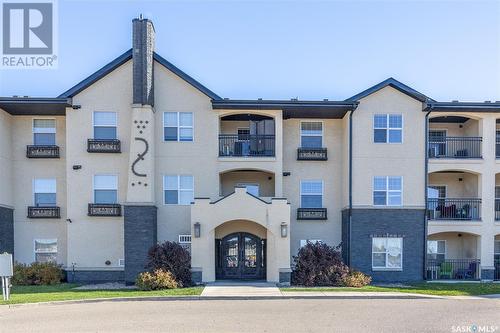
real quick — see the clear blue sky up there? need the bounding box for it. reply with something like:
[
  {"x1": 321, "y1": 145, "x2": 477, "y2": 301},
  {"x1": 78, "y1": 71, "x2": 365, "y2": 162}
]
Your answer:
[{"x1": 1, "y1": 0, "x2": 499, "y2": 101}]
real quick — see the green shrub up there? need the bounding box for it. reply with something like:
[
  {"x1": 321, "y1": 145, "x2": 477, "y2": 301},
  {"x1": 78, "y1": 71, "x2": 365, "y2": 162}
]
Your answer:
[
  {"x1": 12, "y1": 262, "x2": 63, "y2": 285},
  {"x1": 145, "y1": 241, "x2": 192, "y2": 287},
  {"x1": 342, "y1": 270, "x2": 372, "y2": 288},
  {"x1": 292, "y1": 242, "x2": 350, "y2": 287},
  {"x1": 136, "y1": 269, "x2": 179, "y2": 290}
]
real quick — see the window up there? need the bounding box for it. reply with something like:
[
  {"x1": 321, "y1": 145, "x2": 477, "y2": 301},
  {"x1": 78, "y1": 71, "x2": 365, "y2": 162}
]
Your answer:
[
  {"x1": 237, "y1": 128, "x2": 250, "y2": 141},
  {"x1": 163, "y1": 112, "x2": 193, "y2": 141},
  {"x1": 300, "y1": 181, "x2": 323, "y2": 208},
  {"x1": 428, "y1": 186, "x2": 446, "y2": 199},
  {"x1": 118, "y1": 259, "x2": 125, "y2": 267},
  {"x1": 93, "y1": 112, "x2": 117, "y2": 140},
  {"x1": 33, "y1": 119, "x2": 56, "y2": 145},
  {"x1": 94, "y1": 175, "x2": 118, "y2": 204},
  {"x1": 427, "y1": 240, "x2": 446, "y2": 261},
  {"x1": 372, "y1": 237, "x2": 403, "y2": 270},
  {"x1": 164, "y1": 175, "x2": 194, "y2": 205},
  {"x1": 373, "y1": 176, "x2": 402, "y2": 206},
  {"x1": 237, "y1": 183, "x2": 260, "y2": 197},
  {"x1": 300, "y1": 239, "x2": 321, "y2": 247},
  {"x1": 374, "y1": 114, "x2": 402, "y2": 143},
  {"x1": 495, "y1": 240, "x2": 500, "y2": 261},
  {"x1": 33, "y1": 179, "x2": 56, "y2": 207},
  {"x1": 34, "y1": 239, "x2": 57, "y2": 263},
  {"x1": 301, "y1": 122, "x2": 323, "y2": 148}
]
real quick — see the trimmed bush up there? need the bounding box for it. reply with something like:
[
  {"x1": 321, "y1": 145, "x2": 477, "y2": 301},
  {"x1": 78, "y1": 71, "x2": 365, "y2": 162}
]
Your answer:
[
  {"x1": 342, "y1": 270, "x2": 372, "y2": 288},
  {"x1": 136, "y1": 269, "x2": 179, "y2": 290},
  {"x1": 12, "y1": 262, "x2": 63, "y2": 285},
  {"x1": 145, "y1": 241, "x2": 192, "y2": 287},
  {"x1": 292, "y1": 242, "x2": 350, "y2": 287}
]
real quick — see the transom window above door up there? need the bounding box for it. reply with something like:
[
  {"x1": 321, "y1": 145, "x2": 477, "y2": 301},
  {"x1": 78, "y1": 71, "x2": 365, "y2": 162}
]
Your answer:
[
  {"x1": 300, "y1": 180, "x2": 323, "y2": 208},
  {"x1": 301, "y1": 122, "x2": 323, "y2": 148},
  {"x1": 163, "y1": 112, "x2": 193, "y2": 142},
  {"x1": 373, "y1": 114, "x2": 402, "y2": 143},
  {"x1": 93, "y1": 112, "x2": 117, "y2": 140},
  {"x1": 33, "y1": 119, "x2": 56, "y2": 145},
  {"x1": 94, "y1": 175, "x2": 118, "y2": 204},
  {"x1": 33, "y1": 178, "x2": 56, "y2": 207}
]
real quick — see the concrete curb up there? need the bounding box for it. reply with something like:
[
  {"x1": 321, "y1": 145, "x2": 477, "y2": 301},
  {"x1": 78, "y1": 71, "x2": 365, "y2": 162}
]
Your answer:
[{"x1": 2, "y1": 292, "x2": 499, "y2": 308}]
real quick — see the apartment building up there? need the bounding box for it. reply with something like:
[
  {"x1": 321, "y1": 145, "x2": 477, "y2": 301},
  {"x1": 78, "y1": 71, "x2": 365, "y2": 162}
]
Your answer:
[{"x1": 0, "y1": 18, "x2": 498, "y2": 284}]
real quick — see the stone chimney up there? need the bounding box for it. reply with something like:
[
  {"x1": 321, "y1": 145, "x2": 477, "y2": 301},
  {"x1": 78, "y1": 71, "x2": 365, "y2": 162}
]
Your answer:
[{"x1": 132, "y1": 16, "x2": 154, "y2": 106}]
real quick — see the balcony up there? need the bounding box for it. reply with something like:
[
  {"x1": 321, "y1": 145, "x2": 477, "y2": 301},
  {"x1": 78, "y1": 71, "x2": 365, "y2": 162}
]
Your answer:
[
  {"x1": 297, "y1": 148, "x2": 327, "y2": 161},
  {"x1": 219, "y1": 134, "x2": 275, "y2": 157},
  {"x1": 426, "y1": 259, "x2": 480, "y2": 280},
  {"x1": 27, "y1": 206, "x2": 60, "y2": 219},
  {"x1": 297, "y1": 208, "x2": 327, "y2": 220},
  {"x1": 87, "y1": 139, "x2": 121, "y2": 153},
  {"x1": 88, "y1": 203, "x2": 122, "y2": 217},
  {"x1": 428, "y1": 137, "x2": 482, "y2": 159},
  {"x1": 26, "y1": 145, "x2": 60, "y2": 158},
  {"x1": 427, "y1": 198, "x2": 481, "y2": 221}
]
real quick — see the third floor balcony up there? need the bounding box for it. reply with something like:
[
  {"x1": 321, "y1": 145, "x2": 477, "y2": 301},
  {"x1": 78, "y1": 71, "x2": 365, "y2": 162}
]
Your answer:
[
  {"x1": 218, "y1": 114, "x2": 275, "y2": 158},
  {"x1": 428, "y1": 116, "x2": 482, "y2": 159}
]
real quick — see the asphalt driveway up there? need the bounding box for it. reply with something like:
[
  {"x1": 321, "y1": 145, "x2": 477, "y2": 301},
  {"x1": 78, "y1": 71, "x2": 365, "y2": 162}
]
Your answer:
[{"x1": 1, "y1": 298, "x2": 499, "y2": 332}]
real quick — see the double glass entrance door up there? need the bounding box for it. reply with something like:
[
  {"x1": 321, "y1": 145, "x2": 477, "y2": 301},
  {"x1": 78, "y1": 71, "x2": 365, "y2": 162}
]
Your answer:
[{"x1": 216, "y1": 232, "x2": 265, "y2": 280}]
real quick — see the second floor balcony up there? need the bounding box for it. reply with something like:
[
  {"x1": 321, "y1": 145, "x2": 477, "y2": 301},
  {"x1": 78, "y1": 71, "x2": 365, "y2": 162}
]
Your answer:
[
  {"x1": 27, "y1": 206, "x2": 61, "y2": 219},
  {"x1": 26, "y1": 145, "x2": 60, "y2": 158},
  {"x1": 427, "y1": 198, "x2": 481, "y2": 221},
  {"x1": 87, "y1": 139, "x2": 121, "y2": 153}
]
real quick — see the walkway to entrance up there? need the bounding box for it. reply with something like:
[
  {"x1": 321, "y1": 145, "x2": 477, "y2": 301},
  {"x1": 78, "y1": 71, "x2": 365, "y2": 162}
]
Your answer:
[{"x1": 201, "y1": 281, "x2": 282, "y2": 297}]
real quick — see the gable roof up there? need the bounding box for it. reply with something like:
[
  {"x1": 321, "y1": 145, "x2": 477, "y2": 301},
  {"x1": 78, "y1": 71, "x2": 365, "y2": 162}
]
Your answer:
[
  {"x1": 58, "y1": 49, "x2": 221, "y2": 100},
  {"x1": 345, "y1": 77, "x2": 433, "y2": 103}
]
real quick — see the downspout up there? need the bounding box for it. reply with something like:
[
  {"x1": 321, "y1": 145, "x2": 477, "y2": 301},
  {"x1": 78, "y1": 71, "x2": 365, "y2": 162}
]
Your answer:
[
  {"x1": 423, "y1": 108, "x2": 431, "y2": 280},
  {"x1": 348, "y1": 106, "x2": 356, "y2": 266}
]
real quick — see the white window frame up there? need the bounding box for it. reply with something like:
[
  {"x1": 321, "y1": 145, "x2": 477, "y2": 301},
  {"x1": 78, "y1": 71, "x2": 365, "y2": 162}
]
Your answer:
[
  {"x1": 33, "y1": 238, "x2": 58, "y2": 263},
  {"x1": 178, "y1": 235, "x2": 192, "y2": 244},
  {"x1": 372, "y1": 237, "x2": 403, "y2": 271},
  {"x1": 373, "y1": 114, "x2": 403, "y2": 144},
  {"x1": 373, "y1": 176, "x2": 403, "y2": 206},
  {"x1": 428, "y1": 184, "x2": 447, "y2": 199},
  {"x1": 163, "y1": 175, "x2": 194, "y2": 206},
  {"x1": 300, "y1": 121, "x2": 324, "y2": 148},
  {"x1": 32, "y1": 118, "x2": 56, "y2": 145},
  {"x1": 163, "y1": 112, "x2": 194, "y2": 142},
  {"x1": 92, "y1": 111, "x2": 118, "y2": 140},
  {"x1": 300, "y1": 239, "x2": 322, "y2": 248},
  {"x1": 300, "y1": 180, "x2": 324, "y2": 208},
  {"x1": 427, "y1": 240, "x2": 446, "y2": 259},
  {"x1": 32, "y1": 178, "x2": 57, "y2": 207},
  {"x1": 237, "y1": 127, "x2": 250, "y2": 141},
  {"x1": 93, "y1": 174, "x2": 118, "y2": 204}
]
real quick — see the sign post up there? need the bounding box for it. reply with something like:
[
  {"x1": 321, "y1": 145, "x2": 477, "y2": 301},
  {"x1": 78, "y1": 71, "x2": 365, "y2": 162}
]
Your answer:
[{"x1": 0, "y1": 253, "x2": 13, "y2": 301}]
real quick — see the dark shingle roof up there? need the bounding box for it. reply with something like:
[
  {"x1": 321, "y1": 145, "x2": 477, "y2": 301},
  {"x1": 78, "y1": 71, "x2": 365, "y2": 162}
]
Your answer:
[{"x1": 345, "y1": 77, "x2": 433, "y2": 103}]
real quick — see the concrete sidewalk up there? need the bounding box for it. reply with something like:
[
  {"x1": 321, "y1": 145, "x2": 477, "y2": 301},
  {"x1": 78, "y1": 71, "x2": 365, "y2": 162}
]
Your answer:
[{"x1": 201, "y1": 281, "x2": 282, "y2": 297}]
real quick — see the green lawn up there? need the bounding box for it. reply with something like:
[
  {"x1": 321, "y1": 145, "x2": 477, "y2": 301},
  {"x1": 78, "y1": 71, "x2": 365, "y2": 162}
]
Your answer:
[
  {"x1": 0, "y1": 284, "x2": 204, "y2": 305},
  {"x1": 281, "y1": 283, "x2": 500, "y2": 296}
]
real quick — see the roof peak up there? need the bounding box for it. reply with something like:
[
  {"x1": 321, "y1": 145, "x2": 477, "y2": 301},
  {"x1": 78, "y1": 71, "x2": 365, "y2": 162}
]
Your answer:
[{"x1": 346, "y1": 77, "x2": 433, "y2": 103}]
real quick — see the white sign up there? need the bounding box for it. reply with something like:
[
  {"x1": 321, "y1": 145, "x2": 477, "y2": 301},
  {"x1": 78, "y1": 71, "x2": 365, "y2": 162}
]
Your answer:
[{"x1": 0, "y1": 253, "x2": 13, "y2": 277}]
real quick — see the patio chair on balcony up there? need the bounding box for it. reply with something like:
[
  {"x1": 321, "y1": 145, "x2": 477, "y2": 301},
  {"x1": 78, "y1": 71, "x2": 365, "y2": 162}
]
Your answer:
[
  {"x1": 439, "y1": 262, "x2": 453, "y2": 279},
  {"x1": 455, "y1": 262, "x2": 478, "y2": 280}
]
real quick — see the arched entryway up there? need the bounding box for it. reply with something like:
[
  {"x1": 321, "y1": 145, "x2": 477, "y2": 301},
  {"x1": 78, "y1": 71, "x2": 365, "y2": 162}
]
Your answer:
[{"x1": 215, "y1": 232, "x2": 266, "y2": 280}]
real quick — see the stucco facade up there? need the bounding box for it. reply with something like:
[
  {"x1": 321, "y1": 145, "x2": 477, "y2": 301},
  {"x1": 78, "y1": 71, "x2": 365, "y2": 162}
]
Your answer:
[{"x1": 0, "y1": 17, "x2": 499, "y2": 284}]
